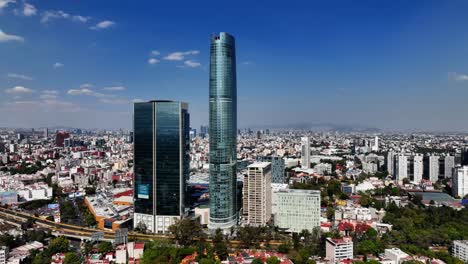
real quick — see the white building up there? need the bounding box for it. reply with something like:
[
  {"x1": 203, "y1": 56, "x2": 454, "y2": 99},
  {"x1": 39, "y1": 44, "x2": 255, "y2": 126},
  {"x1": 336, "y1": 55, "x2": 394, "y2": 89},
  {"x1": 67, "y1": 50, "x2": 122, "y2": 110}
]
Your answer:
[
  {"x1": 326, "y1": 237, "x2": 353, "y2": 263},
  {"x1": 453, "y1": 166, "x2": 468, "y2": 198},
  {"x1": 429, "y1": 155, "x2": 440, "y2": 183},
  {"x1": 0, "y1": 246, "x2": 7, "y2": 264},
  {"x1": 384, "y1": 248, "x2": 411, "y2": 264},
  {"x1": 413, "y1": 155, "x2": 423, "y2": 183},
  {"x1": 444, "y1": 155, "x2": 455, "y2": 178},
  {"x1": 387, "y1": 151, "x2": 395, "y2": 176},
  {"x1": 243, "y1": 162, "x2": 272, "y2": 226},
  {"x1": 372, "y1": 136, "x2": 379, "y2": 152},
  {"x1": 273, "y1": 189, "x2": 320, "y2": 233},
  {"x1": 194, "y1": 207, "x2": 210, "y2": 226},
  {"x1": 301, "y1": 137, "x2": 311, "y2": 169},
  {"x1": 453, "y1": 240, "x2": 468, "y2": 263},
  {"x1": 395, "y1": 155, "x2": 408, "y2": 182}
]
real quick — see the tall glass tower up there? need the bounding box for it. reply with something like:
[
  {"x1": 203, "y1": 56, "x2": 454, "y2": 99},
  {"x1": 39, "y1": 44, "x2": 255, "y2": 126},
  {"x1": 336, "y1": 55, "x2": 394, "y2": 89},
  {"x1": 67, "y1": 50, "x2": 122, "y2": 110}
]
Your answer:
[
  {"x1": 133, "y1": 100, "x2": 190, "y2": 234},
  {"x1": 209, "y1": 32, "x2": 238, "y2": 230}
]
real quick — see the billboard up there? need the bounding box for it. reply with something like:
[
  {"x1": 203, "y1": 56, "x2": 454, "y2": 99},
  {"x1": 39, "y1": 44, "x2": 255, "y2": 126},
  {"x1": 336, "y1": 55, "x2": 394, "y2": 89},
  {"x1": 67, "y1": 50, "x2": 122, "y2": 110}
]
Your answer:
[{"x1": 137, "y1": 184, "x2": 149, "y2": 199}]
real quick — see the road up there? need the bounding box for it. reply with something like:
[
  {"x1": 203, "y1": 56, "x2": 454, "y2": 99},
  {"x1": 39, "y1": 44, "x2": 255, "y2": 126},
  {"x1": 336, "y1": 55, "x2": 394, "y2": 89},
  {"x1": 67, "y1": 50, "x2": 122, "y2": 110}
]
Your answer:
[{"x1": 0, "y1": 207, "x2": 283, "y2": 246}]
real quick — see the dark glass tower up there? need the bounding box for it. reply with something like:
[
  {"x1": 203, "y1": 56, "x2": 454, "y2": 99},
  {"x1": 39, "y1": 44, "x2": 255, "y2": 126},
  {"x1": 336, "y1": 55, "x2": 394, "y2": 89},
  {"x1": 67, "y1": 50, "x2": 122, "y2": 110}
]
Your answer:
[
  {"x1": 133, "y1": 100, "x2": 190, "y2": 233},
  {"x1": 209, "y1": 32, "x2": 238, "y2": 230}
]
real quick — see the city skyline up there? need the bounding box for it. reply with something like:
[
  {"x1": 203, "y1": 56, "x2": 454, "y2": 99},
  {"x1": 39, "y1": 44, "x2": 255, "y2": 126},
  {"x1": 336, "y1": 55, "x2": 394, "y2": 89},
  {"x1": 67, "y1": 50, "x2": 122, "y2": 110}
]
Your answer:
[{"x1": 2, "y1": 1, "x2": 468, "y2": 131}]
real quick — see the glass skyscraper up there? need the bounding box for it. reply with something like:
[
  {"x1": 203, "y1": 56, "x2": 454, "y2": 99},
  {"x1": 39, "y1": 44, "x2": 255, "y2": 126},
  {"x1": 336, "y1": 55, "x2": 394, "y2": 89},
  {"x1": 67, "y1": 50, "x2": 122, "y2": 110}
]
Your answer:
[
  {"x1": 133, "y1": 100, "x2": 190, "y2": 233},
  {"x1": 209, "y1": 32, "x2": 238, "y2": 230}
]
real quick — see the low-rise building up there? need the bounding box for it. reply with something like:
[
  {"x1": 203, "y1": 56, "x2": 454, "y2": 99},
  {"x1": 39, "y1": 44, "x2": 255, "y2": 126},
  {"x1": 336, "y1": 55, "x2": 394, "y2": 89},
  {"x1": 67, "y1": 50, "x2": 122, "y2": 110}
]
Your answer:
[
  {"x1": 326, "y1": 237, "x2": 353, "y2": 263},
  {"x1": 273, "y1": 189, "x2": 320, "y2": 233},
  {"x1": 453, "y1": 240, "x2": 468, "y2": 263},
  {"x1": 384, "y1": 248, "x2": 412, "y2": 264}
]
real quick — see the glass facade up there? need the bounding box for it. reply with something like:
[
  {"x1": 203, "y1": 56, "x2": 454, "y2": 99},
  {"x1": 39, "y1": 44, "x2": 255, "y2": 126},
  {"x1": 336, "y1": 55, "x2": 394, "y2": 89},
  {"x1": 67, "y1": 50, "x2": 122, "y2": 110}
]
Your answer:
[
  {"x1": 271, "y1": 157, "x2": 286, "y2": 184},
  {"x1": 134, "y1": 101, "x2": 189, "y2": 218},
  {"x1": 134, "y1": 103, "x2": 154, "y2": 215},
  {"x1": 209, "y1": 32, "x2": 238, "y2": 229}
]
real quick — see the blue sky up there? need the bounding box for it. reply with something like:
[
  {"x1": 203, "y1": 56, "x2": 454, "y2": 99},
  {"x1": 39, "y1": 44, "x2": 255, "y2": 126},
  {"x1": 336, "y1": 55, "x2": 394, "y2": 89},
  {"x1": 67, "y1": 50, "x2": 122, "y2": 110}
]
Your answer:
[{"x1": 1, "y1": 0, "x2": 468, "y2": 131}]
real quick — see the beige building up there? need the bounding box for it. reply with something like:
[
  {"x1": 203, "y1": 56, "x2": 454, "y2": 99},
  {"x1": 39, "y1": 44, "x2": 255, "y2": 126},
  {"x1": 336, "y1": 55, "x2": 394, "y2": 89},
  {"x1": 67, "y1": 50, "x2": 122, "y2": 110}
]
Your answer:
[{"x1": 243, "y1": 162, "x2": 272, "y2": 226}]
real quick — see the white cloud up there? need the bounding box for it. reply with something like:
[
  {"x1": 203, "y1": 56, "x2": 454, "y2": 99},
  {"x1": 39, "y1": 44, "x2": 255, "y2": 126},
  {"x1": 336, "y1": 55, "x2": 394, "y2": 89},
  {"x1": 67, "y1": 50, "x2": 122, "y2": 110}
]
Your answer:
[
  {"x1": 103, "y1": 86, "x2": 126, "y2": 91},
  {"x1": 163, "y1": 50, "x2": 199, "y2": 61},
  {"x1": 67, "y1": 85, "x2": 112, "y2": 98},
  {"x1": 242, "y1": 61, "x2": 253, "y2": 65},
  {"x1": 72, "y1": 15, "x2": 89, "y2": 23},
  {"x1": 0, "y1": 29, "x2": 24, "y2": 43},
  {"x1": 7, "y1": 73, "x2": 33, "y2": 80},
  {"x1": 41, "y1": 10, "x2": 69, "y2": 23},
  {"x1": 5, "y1": 86, "x2": 33, "y2": 94},
  {"x1": 450, "y1": 72, "x2": 468, "y2": 81},
  {"x1": 67, "y1": 88, "x2": 95, "y2": 96},
  {"x1": 0, "y1": 0, "x2": 15, "y2": 10},
  {"x1": 90, "y1": 20, "x2": 115, "y2": 30},
  {"x1": 148, "y1": 58, "x2": 159, "y2": 65},
  {"x1": 22, "y1": 3, "x2": 36, "y2": 16},
  {"x1": 132, "y1": 98, "x2": 145, "y2": 103},
  {"x1": 53, "y1": 62, "x2": 64, "y2": 68},
  {"x1": 40, "y1": 90, "x2": 58, "y2": 99},
  {"x1": 151, "y1": 50, "x2": 160, "y2": 56},
  {"x1": 41, "y1": 10, "x2": 89, "y2": 23},
  {"x1": 184, "y1": 60, "x2": 201, "y2": 68}
]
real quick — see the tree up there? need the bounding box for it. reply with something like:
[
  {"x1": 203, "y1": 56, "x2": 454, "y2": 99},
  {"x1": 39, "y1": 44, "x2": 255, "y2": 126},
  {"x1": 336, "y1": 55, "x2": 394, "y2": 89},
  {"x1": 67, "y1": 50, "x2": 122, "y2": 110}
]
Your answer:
[
  {"x1": 213, "y1": 229, "x2": 228, "y2": 260},
  {"x1": 168, "y1": 218, "x2": 203, "y2": 247},
  {"x1": 266, "y1": 256, "x2": 281, "y2": 264},
  {"x1": 47, "y1": 236, "x2": 70, "y2": 255},
  {"x1": 64, "y1": 252, "x2": 80, "y2": 264},
  {"x1": 252, "y1": 258, "x2": 264, "y2": 264},
  {"x1": 199, "y1": 259, "x2": 215, "y2": 264},
  {"x1": 237, "y1": 226, "x2": 260, "y2": 248},
  {"x1": 278, "y1": 241, "x2": 291, "y2": 254},
  {"x1": 97, "y1": 241, "x2": 113, "y2": 254}
]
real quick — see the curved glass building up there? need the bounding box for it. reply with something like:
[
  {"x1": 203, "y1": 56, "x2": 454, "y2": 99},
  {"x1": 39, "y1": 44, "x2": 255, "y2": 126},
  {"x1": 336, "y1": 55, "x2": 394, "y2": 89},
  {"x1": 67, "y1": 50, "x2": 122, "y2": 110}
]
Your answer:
[{"x1": 209, "y1": 32, "x2": 238, "y2": 230}]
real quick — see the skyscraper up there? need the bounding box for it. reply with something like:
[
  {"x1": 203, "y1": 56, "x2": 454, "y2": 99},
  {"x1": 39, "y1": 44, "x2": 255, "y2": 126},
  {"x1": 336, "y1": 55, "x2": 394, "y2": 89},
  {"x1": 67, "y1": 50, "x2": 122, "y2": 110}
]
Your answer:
[
  {"x1": 133, "y1": 100, "x2": 190, "y2": 233},
  {"x1": 209, "y1": 32, "x2": 238, "y2": 230},
  {"x1": 301, "y1": 137, "x2": 311, "y2": 169}
]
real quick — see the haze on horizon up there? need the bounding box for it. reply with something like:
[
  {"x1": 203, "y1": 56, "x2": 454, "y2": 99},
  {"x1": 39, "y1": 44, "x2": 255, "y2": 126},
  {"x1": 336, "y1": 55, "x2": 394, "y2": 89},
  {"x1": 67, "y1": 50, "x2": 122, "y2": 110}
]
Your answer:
[{"x1": 1, "y1": 1, "x2": 468, "y2": 132}]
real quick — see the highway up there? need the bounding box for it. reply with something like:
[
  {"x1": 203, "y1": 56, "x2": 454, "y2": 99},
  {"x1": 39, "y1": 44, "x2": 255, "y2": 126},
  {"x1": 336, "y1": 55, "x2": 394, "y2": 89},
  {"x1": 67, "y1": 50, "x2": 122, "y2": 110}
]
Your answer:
[{"x1": 0, "y1": 207, "x2": 283, "y2": 246}]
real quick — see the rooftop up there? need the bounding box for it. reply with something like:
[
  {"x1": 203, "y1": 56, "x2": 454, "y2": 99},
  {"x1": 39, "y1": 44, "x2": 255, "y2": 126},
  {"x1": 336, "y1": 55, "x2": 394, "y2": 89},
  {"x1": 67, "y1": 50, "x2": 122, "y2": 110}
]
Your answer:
[{"x1": 248, "y1": 162, "x2": 271, "y2": 169}]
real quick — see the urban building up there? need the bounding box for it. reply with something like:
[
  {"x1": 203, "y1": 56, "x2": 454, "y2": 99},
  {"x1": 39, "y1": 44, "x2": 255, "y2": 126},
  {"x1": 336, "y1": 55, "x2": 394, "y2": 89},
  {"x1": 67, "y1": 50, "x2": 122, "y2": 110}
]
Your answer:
[
  {"x1": 453, "y1": 240, "x2": 468, "y2": 263},
  {"x1": 301, "y1": 137, "x2": 311, "y2": 169},
  {"x1": 208, "y1": 32, "x2": 238, "y2": 231},
  {"x1": 0, "y1": 246, "x2": 7, "y2": 264},
  {"x1": 413, "y1": 155, "x2": 423, "y2": 183},
  {"x1": 326, "y1": 237, "x2": 354, "y2": 263},
  {"x1": 445, "y1": 155, "x2": 455, "y2": 178},
  {"x1": 395, "y1": 155, "x2": 408, "y2": 182},
  {"x1": 273, "y1": 189, "x2": 320, "y2": 233},
  {"x1": 243, "y1": 162, "x2": 272, "y2": 226},
  {"x1": 384, "y1": 248, "x2": 412, "y2": 264},
  {"x1": 424, "y1": 155, "x2": 440, "y2": 182},
  {"x1": 387, "y1": 151, "x2": 395, "y2": 176},
  {"x1": 55, "y1": 131, "x2": 70, "y2": 147},
  {"x1": 271, "y1": 156, "x2": 285, "y2": 183},
  {"x1": 372, "y1": 136, "x2": 379, "y2": 152},
  {"x1": 453, "y1": 166, "x2": 468, "y2": 198},
  {"x1": 133, "y1": 100, "x2": 190, "y2": 233}
]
